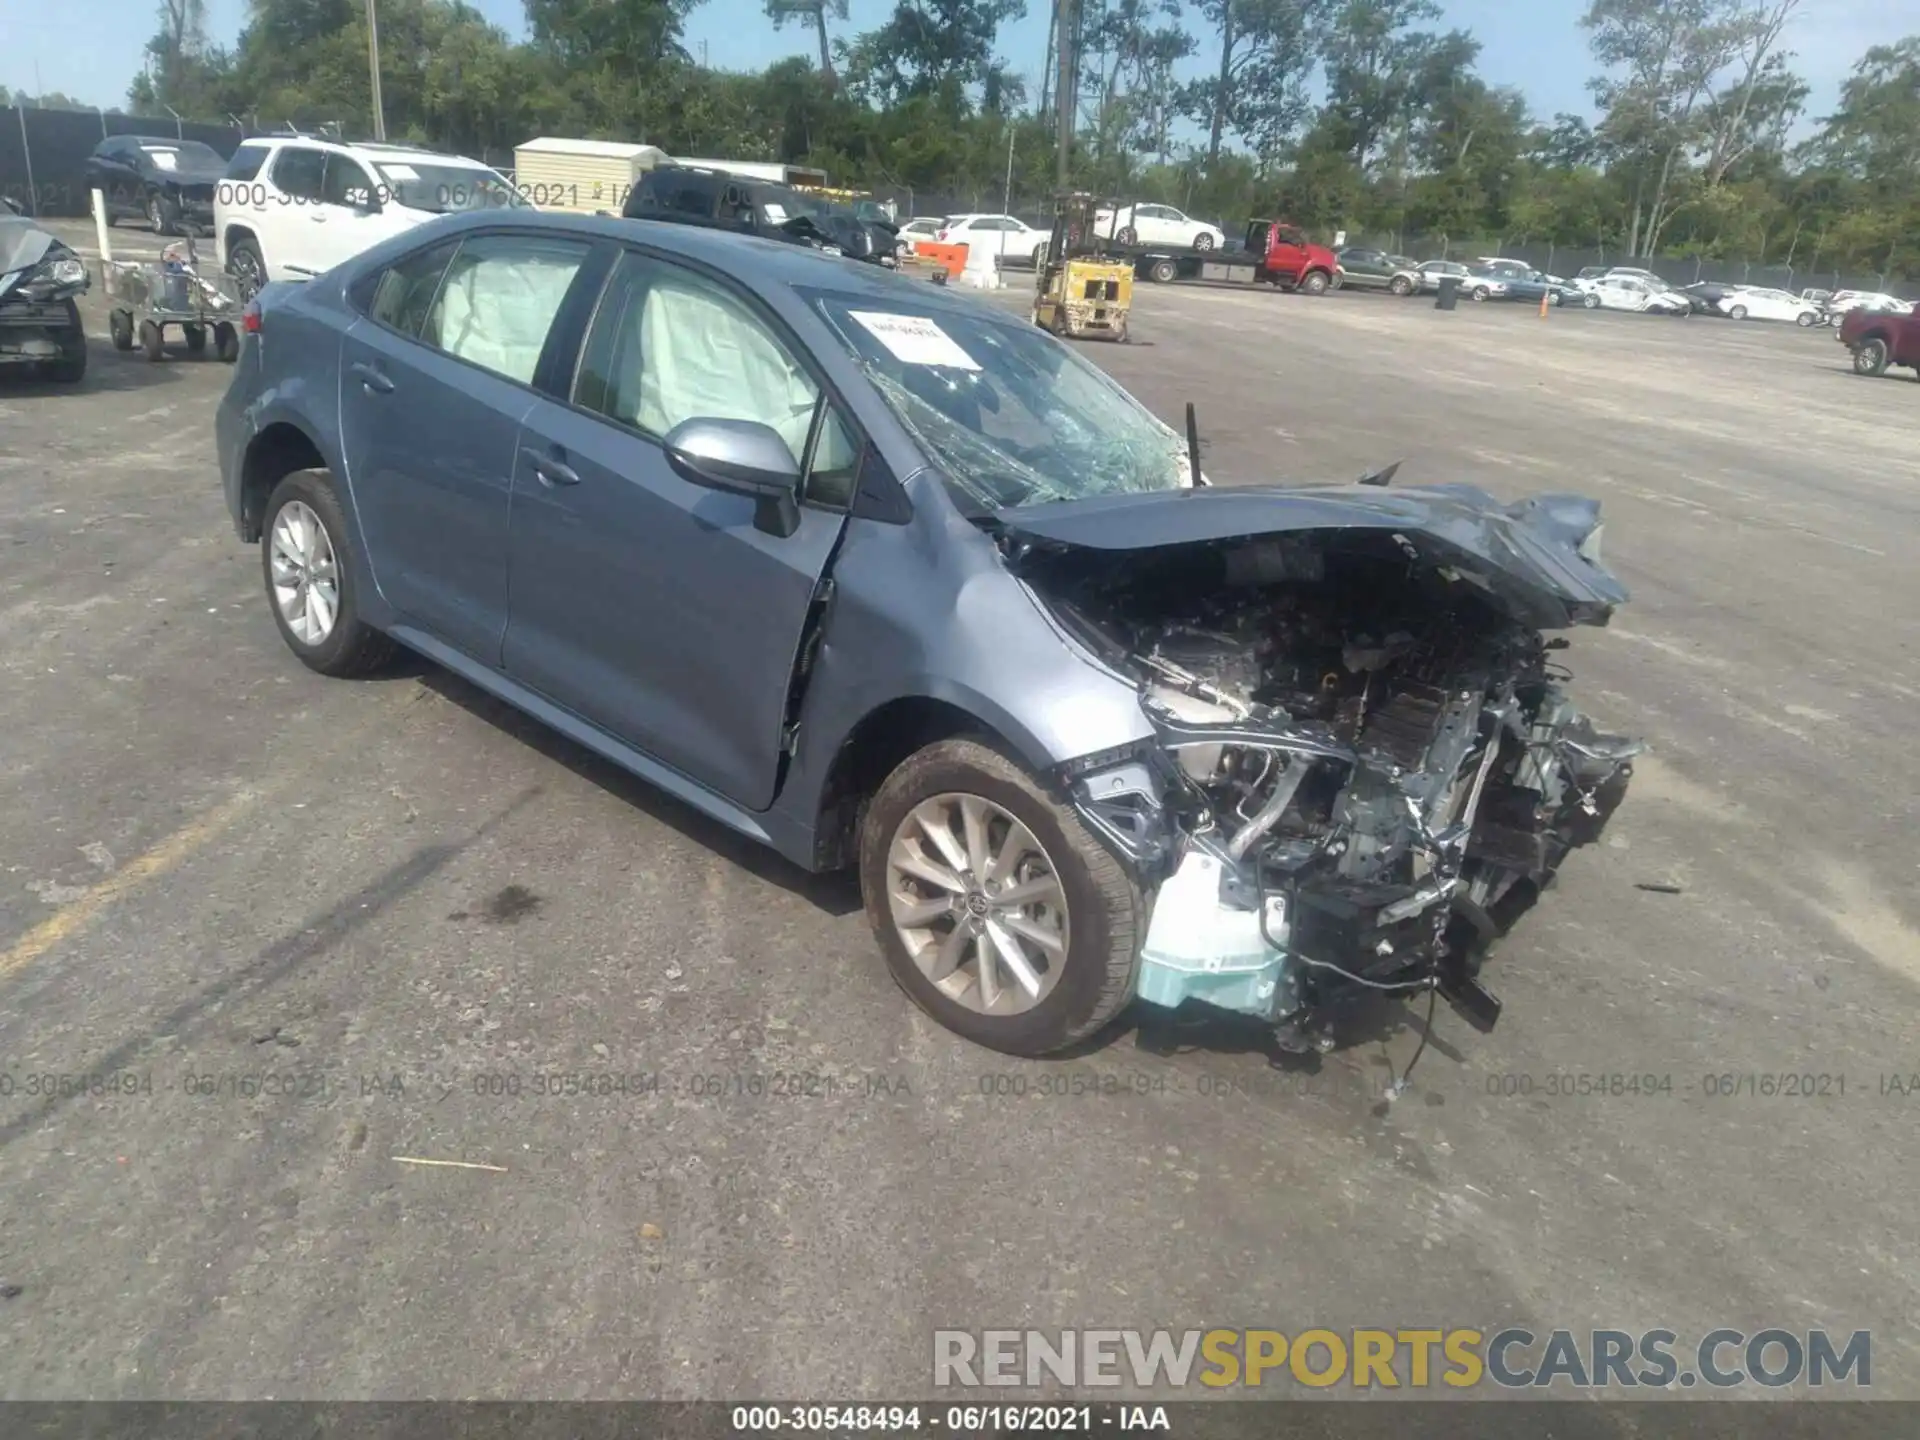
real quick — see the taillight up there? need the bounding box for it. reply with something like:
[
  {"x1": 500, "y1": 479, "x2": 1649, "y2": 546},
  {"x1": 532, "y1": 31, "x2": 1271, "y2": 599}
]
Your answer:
[{"x1": 242, "y1": 300, "x2": 262, "y2": 334}]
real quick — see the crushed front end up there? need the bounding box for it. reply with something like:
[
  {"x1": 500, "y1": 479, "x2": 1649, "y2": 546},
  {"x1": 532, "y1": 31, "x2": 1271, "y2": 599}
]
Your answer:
[{"x1": 1015, "y1": 487, "x2": 1642, "y2": 1049}]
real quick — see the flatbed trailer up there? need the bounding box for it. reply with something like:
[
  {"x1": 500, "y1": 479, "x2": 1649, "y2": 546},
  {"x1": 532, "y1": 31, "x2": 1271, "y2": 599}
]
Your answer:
[{"x1": 1095, "y1": 220, "x2": 1343, "y2": 293}]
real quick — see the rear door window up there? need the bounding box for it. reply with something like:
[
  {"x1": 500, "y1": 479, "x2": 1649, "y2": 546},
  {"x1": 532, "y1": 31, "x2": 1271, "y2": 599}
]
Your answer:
[
  {"x1": 224, "y1": 145, "x2": 269, "y2": 183},
  {"x1": 420, "y1": 233, "x2": 591, "y2": 385},
  {"x1": 366, "y1": 239, "x2": 461, "y2": 338},
  {"x1": 271, "y1": 147, "x2": 326, "y2": 203}
]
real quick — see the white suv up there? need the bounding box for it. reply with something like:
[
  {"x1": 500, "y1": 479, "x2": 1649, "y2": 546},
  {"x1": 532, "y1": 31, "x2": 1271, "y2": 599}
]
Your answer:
[{"x1": 214, "y1": 136, "x2": 523, "y2": 296}]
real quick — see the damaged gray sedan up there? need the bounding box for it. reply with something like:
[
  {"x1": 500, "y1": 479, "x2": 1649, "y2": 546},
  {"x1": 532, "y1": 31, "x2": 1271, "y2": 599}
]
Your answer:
[
  {"x1": 0, "y1": 210, "x2": 90, "y2": 382},
  {"x1": 218, "y1": 211, "x2": 1638, "y2": 1057}
]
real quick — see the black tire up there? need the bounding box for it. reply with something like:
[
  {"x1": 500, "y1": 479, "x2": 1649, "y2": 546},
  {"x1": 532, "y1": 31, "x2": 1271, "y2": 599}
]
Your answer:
[
  {"x1": 227, "y1": 238, "x2": 266, "y2": 301},
  {"x1": 1388, "y1": 274, "x2": 1413, "y2": 296},
  {"x1": 259, "y1": 470, "x2": 399, "y2": 678},
  {"x1": 1115, "y1": 226, "x2": 1137, "y2": 246},
  {"x1": 1301, "y1": 269, "x2": 1331, "y2": 295},
  {"x1": 1852, "y1": 339, "x2": 1889, "y2": 376},
  {"x1": 109, "y1": 308, "x2": 134, "y2": 351},
  {"x1": 1030, "y1": 242, "x2": 1047, "y2": 268},
  {"x1": 1149, "y1": 258, "x2": 1178, "y2": 284},
  {"x1": 1193, "y1": 231, "x2": 1215, "y2": 252},
  {"x1": 139, "y1": 319, "x2": 164, "y2": 361},
  {"x1": 859, "y1": 738, "x2": 1145, "y2": 1057},
  {"x1": 1472, "y1": 285, "x2": 1490, "y2": 302},
  {"x1": 183, "y1": 323, "x2": 207, "y2": 355},
  {"x1": 1583, "y1": 292, "x2": 1601, "y2": 309},
  {"x1": 214, "y1": 322, "x2": 240, "y2": 362},
  {"x1": 147, "y1": 189, "x2": 179, "y2": 235},
  {"x1": 1728, "y1": 304, "x2": 1747, "y2": 320},
  {"x1": 1549, "y1": 291, "x2": 1563, "y2": 306},
  {"x1": 46, "y1": 301, "x2": 87, "y2": 383},
  {"x1": 1796, "y1": 311, "x2": 1816, "y2": 327}
]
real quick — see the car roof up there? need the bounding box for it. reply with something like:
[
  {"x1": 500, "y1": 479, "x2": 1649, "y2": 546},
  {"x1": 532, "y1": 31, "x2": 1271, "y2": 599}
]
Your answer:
[
  {"x1": 370, "y1": 209, "x2": 1010, "y2": 315},
  {"x1": 237, "y1": 134, "x2": 478, "y2": 165}
]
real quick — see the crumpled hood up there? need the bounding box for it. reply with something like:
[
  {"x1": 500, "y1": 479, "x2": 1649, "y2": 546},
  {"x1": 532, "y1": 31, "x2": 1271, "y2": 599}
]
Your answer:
[
  {"x1": 0, "y1": 217, "x2": 59, "y2": 280},
  {"x1": 993, "y1": 482, "x2": 1629, "y2": 630}
]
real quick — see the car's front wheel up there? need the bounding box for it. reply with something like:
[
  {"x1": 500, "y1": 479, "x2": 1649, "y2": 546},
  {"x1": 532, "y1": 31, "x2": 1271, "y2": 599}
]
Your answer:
[
  {"x1": 1193, "y1": 231, "x2": 1216, "y2": 252},
  {"x1": 1728, "y1": 304, "x2": 1748, "y2": 320},
  {"x1": 1852, "y1": 338, "x2": 1889, "y2": 376},
  {"x1": 860, "y1": 738, "x2": 1144, "y2": 1056},
  {"x1": 1583, "y1": 292, "x2": 1601, "y2": 309},
  {"x1": 1388, "y1": 275, "x2": 1413, "y2": 296},
  {"x1": 147, "y1": 189, "x2": 179, "y2": 235},
  {"x1": 1795, "y1": 311, "x2": 1817, "y2": 327},
  {"x1": 260, "y1": 470, "x2": 399, "y2": 678}
]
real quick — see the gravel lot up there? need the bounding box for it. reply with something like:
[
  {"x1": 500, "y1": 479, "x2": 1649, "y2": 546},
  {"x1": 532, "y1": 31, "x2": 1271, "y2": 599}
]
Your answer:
[{"x1": 2, "y1": 229, "x2": 1916, "y2": 1409}]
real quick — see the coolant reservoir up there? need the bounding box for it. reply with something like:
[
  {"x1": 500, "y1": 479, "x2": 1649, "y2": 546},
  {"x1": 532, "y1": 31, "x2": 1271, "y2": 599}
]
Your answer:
[{"x1": 1136, "y1": 850, "x2": 1289, "y2": 1020}]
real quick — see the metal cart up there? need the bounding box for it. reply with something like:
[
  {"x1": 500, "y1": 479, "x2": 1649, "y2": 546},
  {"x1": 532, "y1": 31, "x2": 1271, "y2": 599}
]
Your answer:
[{"x1": 103, "y1": 240, "x2": 244, "y2": 362}]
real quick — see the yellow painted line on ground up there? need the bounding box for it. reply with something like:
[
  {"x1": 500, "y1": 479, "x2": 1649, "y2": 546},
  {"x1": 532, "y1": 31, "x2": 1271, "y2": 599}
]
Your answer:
[{"x1": 0, "y1": 787, "x2": 263, "y2": 981}]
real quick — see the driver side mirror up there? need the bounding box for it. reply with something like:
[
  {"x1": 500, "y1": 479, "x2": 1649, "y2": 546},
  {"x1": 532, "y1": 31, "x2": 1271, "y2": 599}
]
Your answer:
[{"x1": 661, "y1": 418, "x2": 803, "y2": 538}]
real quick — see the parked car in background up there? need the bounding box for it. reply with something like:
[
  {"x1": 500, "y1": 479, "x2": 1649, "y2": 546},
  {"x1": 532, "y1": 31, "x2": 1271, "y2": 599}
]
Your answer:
[
  {"x1": 1826, "y1": 290, "x2": 1913, "y2": 319},
  {"x1": 1333, "y1": 247, "x2": 1397, "y2": 289},
  {"x1": 1389, "y1": 258, "x2": 1470, "y2": 295},
  {"x1": 216, "y1": 135, "x2": 524, "y2": 297},
  {"x1": 938, "y1": 213, "x2": 1049, "y2": 268},
  {"x1": 0, "y1": 209, "x2": 90, "y2": 382},
  {"x1": 1094, "y1": 203, "x2": 1226, "y2": 252},
  {"x1": 216, "y1": 208, "x2": 1636, "y2": 1058},
  {"x1": 1838, "y1": 305, "x2": 1920, "y2": 378},
  {"x1": 1460, "y1": 266, "x2": 1513, "y2": 302},
  {"x1": 1499, "y1": 269, "x2": 1587, "y2": 307},
  {"x1": 86, "y1": 135, "x2": 227, "y2": 234},
  {"x1": 1717, "y1": 286, "x2": 1823, "y2": 326},
  {"x1": 895, "y1": 217, "x2": 945, "y2": 255},
  {"x1": 1585, "y1": 275, "x2": 1691, "y2": 315},
  {"x1": 1680, "y1": 281, "x2": 1744, "y2": 315},
  {"x1": 1572, "y1": 265, "x2": 1666, "y2": 295}
]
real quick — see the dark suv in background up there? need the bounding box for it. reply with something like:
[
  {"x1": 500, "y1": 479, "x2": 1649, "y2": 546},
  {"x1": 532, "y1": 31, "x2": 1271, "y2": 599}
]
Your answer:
[
  {"x1": 622, "y1": 165, "x2": 896, "y2": 267},
  {"x1": 84, "y1": 135, "x2": 226, "y2": 234}
]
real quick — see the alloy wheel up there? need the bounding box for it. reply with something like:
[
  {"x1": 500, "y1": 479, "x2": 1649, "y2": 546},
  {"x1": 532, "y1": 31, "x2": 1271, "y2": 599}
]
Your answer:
[
  {"x1": 269, "y1": 500, "x2": 341, "y2": 645},
  {"x1": 883, "y1": 792, "x2": 1071, "y2": 1017}
]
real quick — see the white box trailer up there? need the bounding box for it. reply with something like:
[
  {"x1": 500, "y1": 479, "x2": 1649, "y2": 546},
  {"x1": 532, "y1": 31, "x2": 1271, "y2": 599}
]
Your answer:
[{"x1": 511, "y1": 138, "x2": 671, "y2": 213}]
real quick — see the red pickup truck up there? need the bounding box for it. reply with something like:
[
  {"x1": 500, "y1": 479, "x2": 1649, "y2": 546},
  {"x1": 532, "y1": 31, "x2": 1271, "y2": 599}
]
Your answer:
[{"x1": 1838, "y1": 306, "x2": 1920, "y2": 378}]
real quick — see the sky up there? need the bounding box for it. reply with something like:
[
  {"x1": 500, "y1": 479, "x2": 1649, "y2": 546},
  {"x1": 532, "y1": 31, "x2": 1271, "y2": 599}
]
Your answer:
[{"x1": 1, "y1": 0, "x2": 1909, "y2": 136}]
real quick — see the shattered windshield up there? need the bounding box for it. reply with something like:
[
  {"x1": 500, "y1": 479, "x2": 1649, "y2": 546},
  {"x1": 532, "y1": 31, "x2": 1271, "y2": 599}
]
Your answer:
[{"x1": 809, "y1": 293, "x2": 1186, "y2": 510}]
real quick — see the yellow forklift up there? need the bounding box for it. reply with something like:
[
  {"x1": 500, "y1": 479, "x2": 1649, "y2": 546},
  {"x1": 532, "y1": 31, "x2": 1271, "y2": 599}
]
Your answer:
[{"x1": 1032, "y1": 192, "x2": 1133, "y2": 342}]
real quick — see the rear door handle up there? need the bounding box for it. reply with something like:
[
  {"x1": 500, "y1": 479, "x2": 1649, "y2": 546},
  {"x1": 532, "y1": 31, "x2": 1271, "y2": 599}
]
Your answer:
[
  {"x1": 350, "y1": 361, "x2": 394, "y2": 395},
  {"x1": 525, "y1": 449, "x2": 580, "y2": 487}
]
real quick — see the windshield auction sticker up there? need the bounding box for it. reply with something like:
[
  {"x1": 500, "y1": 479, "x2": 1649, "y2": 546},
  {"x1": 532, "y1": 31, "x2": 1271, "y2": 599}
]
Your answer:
[{"x1": 850, "y1": 310, "x2": 981, "y2": 370}]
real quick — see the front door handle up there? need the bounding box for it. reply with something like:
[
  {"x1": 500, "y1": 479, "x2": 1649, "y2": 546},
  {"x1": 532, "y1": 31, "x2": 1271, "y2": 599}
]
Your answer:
[
  {"x1": 350, "y1": 361, "x2": 394, "y2": 395},
  {"x1": 525, "y1": 449, "x2": 580, "y2": 487}
]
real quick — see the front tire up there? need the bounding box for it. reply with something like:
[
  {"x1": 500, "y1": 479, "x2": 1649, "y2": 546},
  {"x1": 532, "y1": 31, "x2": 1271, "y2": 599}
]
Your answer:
[
  {"x1": 1728, "y1": 304, "x2": 1747, "y2": 320},
  {"x1": 147, "y1": 189, "x2": 179, "y2": 235},
  {"x1": 1472, "y1": 286, "x2": 1490, "y2": 302},
  {"x1": 1388, "y1": 275, "x2": 1413, "y2": 296},
  {"x1": 1796, "y1": 311, "x2": 1816, "y2": 327},
  {"x1": 260, "y1": 471, "x2": 399, "y2": 678},
  {"x1": 1115, "y1": 227, "x2": 1137, "y2": 246},
  {"x1": 1583, "y1": 292, "x2": 1601, "y2": 309},
  {"x1": 45, "y1": 300, "x2": 87, "y2": 383},
  {"x1": 1301, "y1": 269, "x2": 1331, "y2": 295},
  {"x1": 1193, "y1": 231, "x2": 1216, "y2": 252},
  {"x1": 1853, "y1": 339, "x2": 1889, "y2": 376},
  {"x1": 860, "y1": 738, "x2": 1144, "y2": 1057}
]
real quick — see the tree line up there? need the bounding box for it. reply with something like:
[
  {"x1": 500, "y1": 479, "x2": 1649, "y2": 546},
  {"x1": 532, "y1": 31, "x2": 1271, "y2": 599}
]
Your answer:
[{"x1": 107, "y1": 0, "x2": 1920, "y2": 277}]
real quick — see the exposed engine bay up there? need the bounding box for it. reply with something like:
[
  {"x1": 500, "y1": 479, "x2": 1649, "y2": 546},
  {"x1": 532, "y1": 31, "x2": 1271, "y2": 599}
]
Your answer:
[{"x1": 1013, "y1": 511, "x2": 1643, "y2": 1050}]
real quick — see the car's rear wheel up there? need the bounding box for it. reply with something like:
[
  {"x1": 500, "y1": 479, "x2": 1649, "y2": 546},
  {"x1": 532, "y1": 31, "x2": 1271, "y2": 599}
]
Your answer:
[
  {"x1": 260, "y1": 471, "x2": 399, "y2": 678},
  {"x1": 860, "y1": 739, "x2": 1144, "y2": 1056},
  {"x1": 1193, "y1": 231, "x2": 1215, "y2": 252},
  {"x1": 227, "y1": 238, "x2": 266, "y2": 301},
  {"x1": 1149, "y1": 258, "x2": 1178, "y2": 284},
  {"x1": 1853, "y1": 339, "x2": 1889, "y2": 376}
]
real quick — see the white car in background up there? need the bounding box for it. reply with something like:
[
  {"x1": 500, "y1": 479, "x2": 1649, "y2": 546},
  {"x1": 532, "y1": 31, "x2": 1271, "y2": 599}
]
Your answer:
[
  {"x1": 1825, "y1": 290, "x2": 1913, "y2": 319},
  {"x1": 935, "y1": 213, "x2": 1050, "y2": 268},
  {"x1": 894, "y1": 216, "x2": 945, "y2": 255},
  {"x1": 1716, "y1": 286, "x2": 1824, "y2": 326},
  {"x1": 1586, "y1": 274, "x2": 1692, "y2": 315},
  {"x1": 214, "y1": 136, "x2": 523, "y2": 296},
  {"x1": 1093, "y1": 203, "x2": 1227, "y2": 252}
]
